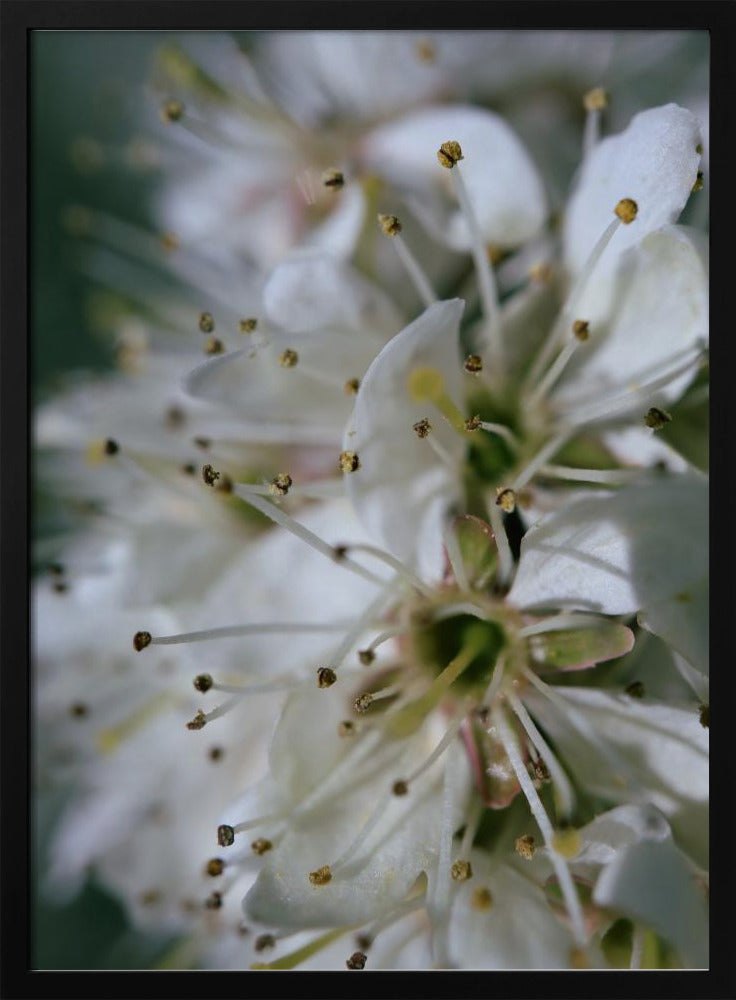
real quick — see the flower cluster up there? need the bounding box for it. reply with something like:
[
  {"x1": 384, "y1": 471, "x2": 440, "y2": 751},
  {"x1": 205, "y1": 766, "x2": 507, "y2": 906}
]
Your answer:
[{"x1": 35, "y1": 31, "x2": 708, "y2": 971}]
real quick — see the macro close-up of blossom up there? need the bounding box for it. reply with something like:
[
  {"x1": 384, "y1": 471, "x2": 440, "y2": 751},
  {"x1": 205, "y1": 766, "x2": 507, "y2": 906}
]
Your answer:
[{"x1": 31, "y1": 28, "x2": 709, "y2": 972}]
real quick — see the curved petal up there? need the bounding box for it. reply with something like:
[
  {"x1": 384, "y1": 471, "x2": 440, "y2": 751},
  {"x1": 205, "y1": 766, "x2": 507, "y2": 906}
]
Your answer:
[
  {"x1": 523, "y1": 687, "x2": 708, "y2": 869},
  {"x1": 508, "y1": 477, "x2": 708, "y2": 676},
  {"x1": 363, "y1": 105, "x2": 547, "y2": 250},
  {"x1": 344, "y1": 299, "x2": 466, "y2": 578},
  {"x1": 593, "y1": 838, "x2": 708, "y2": 968},
  {"x1": 563, "y1": 104, "x2": 702, "y2": 284},
  {"x1": 445, "y1": 853, "x2": 574, "y2": 969},
  {"x1": 555, "y1": 226, "x2": 708, "y2": 413}
]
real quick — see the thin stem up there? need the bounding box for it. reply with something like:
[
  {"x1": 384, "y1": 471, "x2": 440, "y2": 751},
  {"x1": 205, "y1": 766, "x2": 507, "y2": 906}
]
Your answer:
[
  {"x1": 393, "y1": 235, "x2": 437, "y2": 309},
  {"x1": 453, "y1": 163, "x2": 503, "y2": 367},
  {"x1": 495, "y1": 708, "x2": 586, "y2": 945}
]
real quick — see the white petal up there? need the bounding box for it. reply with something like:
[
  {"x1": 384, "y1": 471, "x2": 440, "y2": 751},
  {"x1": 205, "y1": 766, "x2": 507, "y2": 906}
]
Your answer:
[
  {"x1": 263, "y1": 250, "x2": 401, "y2": 336},
  {"x1": 508, "y1": 477, "x2": 708, "y2": 649},
  {"x1": 523, "y1": 687, "x2": 708, "y2": 869},
  {"x1": 446, "y1": 853, "x2": 574, "y2": 969},
  {"x1": 555, "y1": 226, "x2": 708, "y2": 413},
  {"x1": 363, "y1": 105, "x2": 547, "y2": 250},
  {"x1": 304, "y1": 184, "x2": 367, "y2": 260},
  {"x1": 564, "y1": 104, "x2": 701, "y2": 283},
  {"x1": 593, "y1": 838, "x2": 708, "y2": 967},
  {"x1": 246, "y1": 727, "x2": 470, "y2": 930},
  {"x1": 344, "y1": 300, "x2": 466, "y2": 578}
]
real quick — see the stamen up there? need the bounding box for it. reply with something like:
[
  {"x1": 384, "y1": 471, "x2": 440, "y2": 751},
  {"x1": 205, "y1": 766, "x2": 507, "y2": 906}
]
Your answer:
[
  {"x1": 344, "y1": 377, "x2": 361, "y2": 395},
  {"x1": 198, "y1": 311, "x2": 215, "y2": 334},
  {"x1": 250, "y1": 927, "x2": 350, "y2": 971},
  {"x1": 413, "y1": 417, "x2": 432, "y2": 439},
  {"x1": 279, "y1": 348, "x2": 299, "y2": 368},
  {"x1": 476, "y1": 421, "x2": 518, "y2": 447},
  {"x1": 644, "y1": 407, "x2": 672, "y2": 430},
  {"x1": 630, "y1": 924, "x2": 646, "y2": 970},
  {"x1": 269, "y1": 473, "x2": 292, "y2": 497},
  {"x1": 525, "y1": 210, "x2": 626, "y2": 390},
  {"x1": 160, "y1": 99, "x2": 184, "y2": 124},
  {"x1": 358, "y1": 626, "x2": 403, "y2": 663},
  {"x1": 496, "y1": 709, "x2": 586, "y2": 945},
  {"x1": 239, "y1": 317, "x2": 258, "y2": 334},
  {"x1": 539, "y1": 465, "x2": 642, "y2": 487},
  {"x1": 559, "y1": 347, "x2": 703, "y2": 427},
  {"x1": 354, "y1": 682, "x2": 402, "y2": 714},
  {"x1": 464, "y1": 354, "x2": 483, "y2": 375},
  {"x1": 507, "y1": 691, "x2": 575, "y2": 818},
  {"x1": 487, "y1": 502, "x2": 514, "y2": 585},
  {"x1": 308, "y1": 865, "x2": 333, "y2": 886},
  {"x1": 330, "y1": 596, "x2": 400, "y2": 692},
  {"x1": 514, "y1": 834, "x2": 536, "y2": 859},
  {"x1": 376, "y1": 214, "x2": 436, "y2": 308},
  {"x1": 251, "y1": 837, "x2": 273, "y2": 855},
  {"x1": 509, "y1": 429, "x2": 573, "y2": 491},
  {"x1": 317, "y1": 667, "x2": 337, "y2": 689},
  {"x1": 230, "y1": 811, "x2": 288, "y2": 838},
  {"x1": 339, "y1": 544, "x2": 432, "y2": 596},
  {"x1": 582, "y1": 87, "x2": 608, "y2": 159},
  {"x1": 495, "y1": 487, "x2": 516, "y2": 513},
  {"x1": 210, "y1": 677, "x2": 302, "y2": 696},
  {"x1": 526, "y1": 332, "x2": 583, "y2": 408},
  {"x1": 520, "y1": 666, "x2": 640, "y2": 792},
  {"x1": 143, "y1": 621, "x2": 353, "y2": 646},
  {"x1": 451, "y1": 859, "x2": 473, "y2": 882},
  {"x1": 346, "y1": 951, "x2": 367, "y2": 970},
  {"x1": 233, "y1": 493, "x2": 386, "y2": 586},
  {"x1": 322, "y1": 168, "x2": 345, "y2": 190},
  {"x1": 403, "y1": 710, "x2": 466, "y2": 787},
  {"x1": 446, "y1": 154, "x2": 502, "y2": 366}
]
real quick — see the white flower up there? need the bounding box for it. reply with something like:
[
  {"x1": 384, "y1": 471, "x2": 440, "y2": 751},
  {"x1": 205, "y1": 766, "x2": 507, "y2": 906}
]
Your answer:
[
  {"x1": 345, "y1": 104, "x2": 706, "y2": 578},
  {"x1": 201, "y1": 474, "x2": 708, "y2": 969}
]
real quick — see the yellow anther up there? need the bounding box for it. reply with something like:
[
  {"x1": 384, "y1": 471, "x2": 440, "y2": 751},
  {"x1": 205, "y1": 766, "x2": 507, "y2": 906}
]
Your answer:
[
  {"x1": 377, "y1": 213, "x2": 402, "y2": 237},
  {"x1": 413, "y1": 417, "x2": 432, "y2": 439},
  {"x1": 198, "y1": 311, "x2": 215, "y2": 333},
  {"x1": 692, "y1": 171, "x2": 704, "y2": 192},
  {"x1": 451, "y1": 860, "x2": 473, "y2": 882},
  {"x1": 344, "y1": 377, "x2": 360, "y2": 395},
  {"x1": 279, "y1": 349, "x2": 299, "y2": 368},
  {"x1": 572, "y1": 319, "x2": 590, "y2": 341},
  {"x1": 269, "y1": 473, "x2": 292, "y2": 497},
  {"x1": 583, "y1": 87, "x2": 608, "y2": 111},
  {"x1": 437, "y1": 140, "x2": 464, "y2": 169},
  {"x1": 614, "y1": 198, "x2": 638, "y2": 224},
  {"x1": 644, "y1": 407, "x2": 672, "y2": 430},
  {"x1": 495, "y1": 487, "x2": 517, "y2": 513},
  {"x1": 515, "y1": 834, "x2": 536, "y2": 859},
  {"x1": 317, "y1": 667, "x2": 337, "y2": 688},
  {"x1": 464, "y1": 354, "x2": 483, "y2": 375},
  {"x1": 239, "y1": 317, "x2": 258, "y2": 334},
  {"x1": 308, "y1": 865, "x2": 333, "y2": 886},
  {"x1": 251, "y1": 838, "x2": 273, "y2": 855},
  {"x1": 160, "y1": 99, "x2": 184, "y2": 124},
  {"x1": 339, "y1": 450, "x2": 360, "y2": 473},
  {"x1": 322, "y1": 168, "x2": 345, "y2": 190}
]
